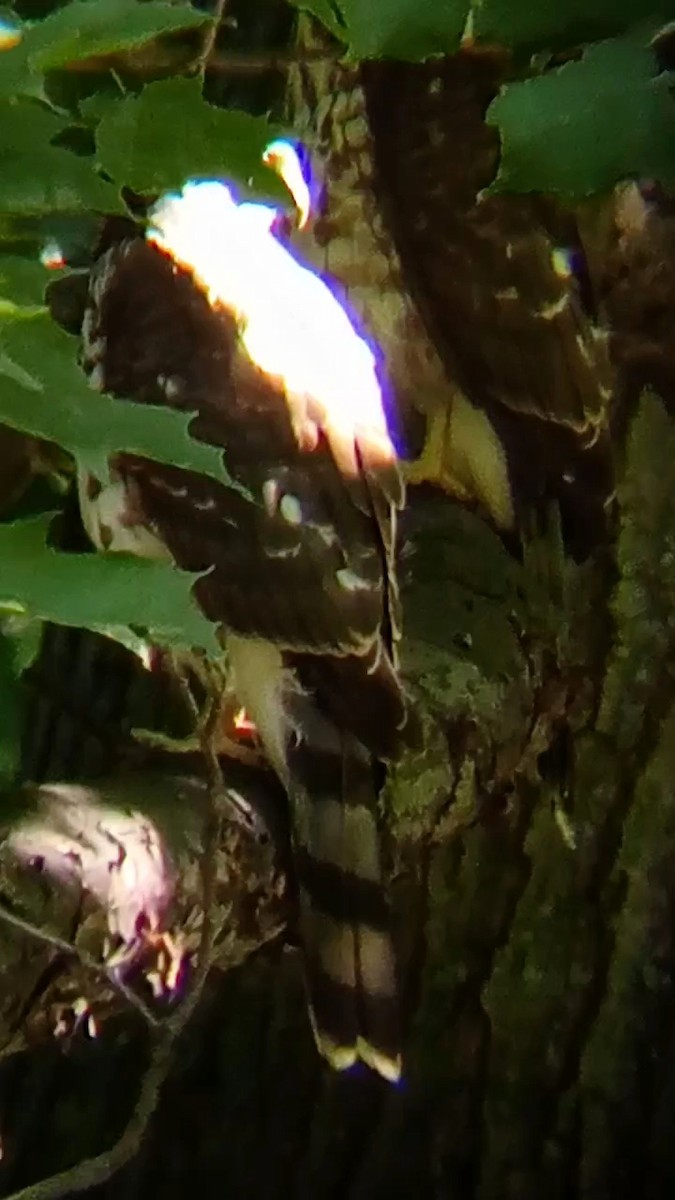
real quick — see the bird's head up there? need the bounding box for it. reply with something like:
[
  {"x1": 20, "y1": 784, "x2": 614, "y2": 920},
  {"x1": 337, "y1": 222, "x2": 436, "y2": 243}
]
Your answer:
[{"x1": 263, "y1": 138, "x2": 316, "y2": 233}]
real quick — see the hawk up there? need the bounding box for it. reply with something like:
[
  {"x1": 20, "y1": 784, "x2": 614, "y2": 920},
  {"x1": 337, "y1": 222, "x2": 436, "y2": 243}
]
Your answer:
[
  {"x1": 77, "y1": 177, "x2": 415, "y2": 1081},
  {"x1": 285, "y1": 25, "x2": 616, "y2": 556}
]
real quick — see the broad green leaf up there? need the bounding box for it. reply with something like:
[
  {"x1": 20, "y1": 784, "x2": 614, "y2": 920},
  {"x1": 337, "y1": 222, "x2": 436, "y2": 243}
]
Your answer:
[
  {"x1": 285, "y1": 0, "x2": 347, "y2": 42},
  {"x1": 473, "y1": 0, "x2": 675, "y2": 52},
  {"x1": 335, "y1": 0, "x2": 469, "y2": 58},
  {"x1": 0, "y1": 99, "x2": 121, "y2": 215},
  {"x1": 0, "y1": 33, "x2": 40, "y2": 100},
  {"x1": 0, "y1": 256, "x2": 50, "y2": 313},
  {"x1": 289, "y1": 0, "x2": 675, "y2": 55},
  {"x1": 0, "y1": 515, "x2": 218, "y2": 652},
  {"x1": 78, "y1": 90, "x2": 121, "y2": 127},
  {"x1": 487, "y1": 25, "x2": 675, "y2": 198},
  {"x1": 26, "y1": 0, "x2": 209, "y2": 72},
  {"x1": 95, "y1": 77, "x2": 286, "y2": 199},
  {"x1": 0, "y1": 0, "x2": 208, "y2": 97},
  {"x1": 1, "y1": 614, "x2": 43, "y2": 674},
  {"x1": 0, "y1": 312, "x2": 238, "y2": 488}
]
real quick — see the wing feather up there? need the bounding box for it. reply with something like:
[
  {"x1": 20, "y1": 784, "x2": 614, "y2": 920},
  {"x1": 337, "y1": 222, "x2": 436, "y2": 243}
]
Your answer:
[
  {"x1": 81, "y1": 206, "x2": 413, "y2": 1081},
  {"x1": 83, "y1": 238, "x2": 400, "y2": 668}
]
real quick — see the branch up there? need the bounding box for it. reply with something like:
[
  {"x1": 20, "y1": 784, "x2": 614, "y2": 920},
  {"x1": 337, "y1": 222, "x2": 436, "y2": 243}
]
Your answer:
[{"x1": 193, "y1": 0, "x2": 231, "y2": 78}]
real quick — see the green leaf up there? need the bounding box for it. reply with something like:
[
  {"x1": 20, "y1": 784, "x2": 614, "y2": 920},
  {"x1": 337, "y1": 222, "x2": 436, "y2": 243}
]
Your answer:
[
  {"x1": 0, "y1": 514, "x2": 218, "y2": 652},
  {"x1": 1, "y1": 614, "x2": 43, "y2": 674},
  {"x1": 25, "y1": 0, "x2": 209, "y2": 73},
  {"x1": 473, "y1": 0, "x2": 675, "y2": 52},
  {"x1": 291, "y1": 0, "x2": 675, "y2": 56},
  {"x1": 0, "y1": 256, "x2": 51, "y2": 312},
  {"x1": 95, "y1": 77, "x2": 286, "y2": 199},
  {"x1": 0, "y1": 0, "x2": 209, "y2": 98},
  {"x1": 285, "y1": 0, "x2": 348, "y2": 42},
  {"x1": 0, "y1": 99, "x2": 121, "y2": 215},
  {"x1": 487, "y1": 24, "x2": 675, "y2": 198},
  {"x1": 335, "y1": 0, "x2": 469, "y2": 58},
  {"x1": 0, "y1": 312, "x2": 239, "y2": 489},
  {"x1": 0, "y1": 34, "x2": 40, "y2": 100}
]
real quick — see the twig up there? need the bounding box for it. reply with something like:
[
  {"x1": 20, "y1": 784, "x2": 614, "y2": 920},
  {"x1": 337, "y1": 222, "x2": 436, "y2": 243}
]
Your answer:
[
  {"x1": 65, "y1": 46, "x2": 340, "y2": 77},
  {"x1": 2, "y1": 1017, "x2": 175, "y2": 1200},
  {"x1": 0, "y1": 904, "x2": 160, "y2": 1028},
  {"x1": 204, "y1": 48, "x2": 332, "y2": 74},
  {"x1": 194, "y1": 0, "x2": 230, "y2": 78}
]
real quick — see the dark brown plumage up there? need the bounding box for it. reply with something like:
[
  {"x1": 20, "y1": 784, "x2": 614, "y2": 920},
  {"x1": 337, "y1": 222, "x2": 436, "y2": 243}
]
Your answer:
[
  {"x1": 287, "y1": 26, "x2": 616, "y2": 555},
  {"x1": 78, "y1": 191, "x2": 416, "y2": 1079}
]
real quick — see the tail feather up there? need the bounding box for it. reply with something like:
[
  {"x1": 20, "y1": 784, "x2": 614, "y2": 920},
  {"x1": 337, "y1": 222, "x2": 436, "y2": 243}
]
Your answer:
[
  {"x1": 289, "y1": 729, "x2": 401, "y2": 1081},
  {"x1": 226, "y1": 634, "x2": 403, "y2": 1079}
]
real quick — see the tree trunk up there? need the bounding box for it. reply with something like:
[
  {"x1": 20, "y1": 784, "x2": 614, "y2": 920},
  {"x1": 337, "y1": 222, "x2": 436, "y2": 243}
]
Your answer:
[{"x1": 3, "y1": 447, "x2": 675, "y2": 1199}]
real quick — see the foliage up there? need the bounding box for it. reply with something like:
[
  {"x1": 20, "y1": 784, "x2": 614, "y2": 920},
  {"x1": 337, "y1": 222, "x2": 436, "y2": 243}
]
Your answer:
[
  {"x1": 288, "y1": 0, "x2": 469, "y2": 58},
  {"x1": 94, "y1": 77, "x2": 285, "y2": 199},
  {"x1": 0, "y1": 513, "x2": 217, "y2": 650},
  {"x1": 0, "y1": 0, "x2": 674, "y2": 790},
  {"x1": 290, "y1": 0, "x2": 675, "y2": 56},
  {"x1": 487, "y1": 23, "x2": 675, "y2": 198},
  {"x1": 0, "y1": 308, "x2": 237, "y2": 483}
]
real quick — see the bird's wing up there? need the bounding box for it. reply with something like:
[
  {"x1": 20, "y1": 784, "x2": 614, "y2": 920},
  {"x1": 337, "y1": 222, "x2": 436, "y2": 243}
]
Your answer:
[{"x1": 285, "y1": 34, "x2": 616, "y2": 552}]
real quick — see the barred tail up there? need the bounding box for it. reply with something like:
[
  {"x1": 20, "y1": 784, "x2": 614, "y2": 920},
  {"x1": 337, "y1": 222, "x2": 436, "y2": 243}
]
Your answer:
[{"x1": 289, "y1": 730, "x2": 401, "y2": 1082}]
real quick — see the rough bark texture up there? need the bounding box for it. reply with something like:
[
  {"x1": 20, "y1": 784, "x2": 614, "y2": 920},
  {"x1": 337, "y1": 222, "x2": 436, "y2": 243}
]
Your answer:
[
  {"x1": 3, "y1": 467, "x2": 675, "y2": 1199},
  {"x1": 3, "y1": 22, "x2": 675, "y2": 1200}
]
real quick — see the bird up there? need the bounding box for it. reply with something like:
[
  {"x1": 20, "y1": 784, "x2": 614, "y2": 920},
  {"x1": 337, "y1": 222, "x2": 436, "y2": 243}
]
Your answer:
[
  {"x1": 283, "y1": 26, "x2": 617, "y2": 557},
  {"x1": 77, "y1": 173, "x2": 416, "y2": 1081}
]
